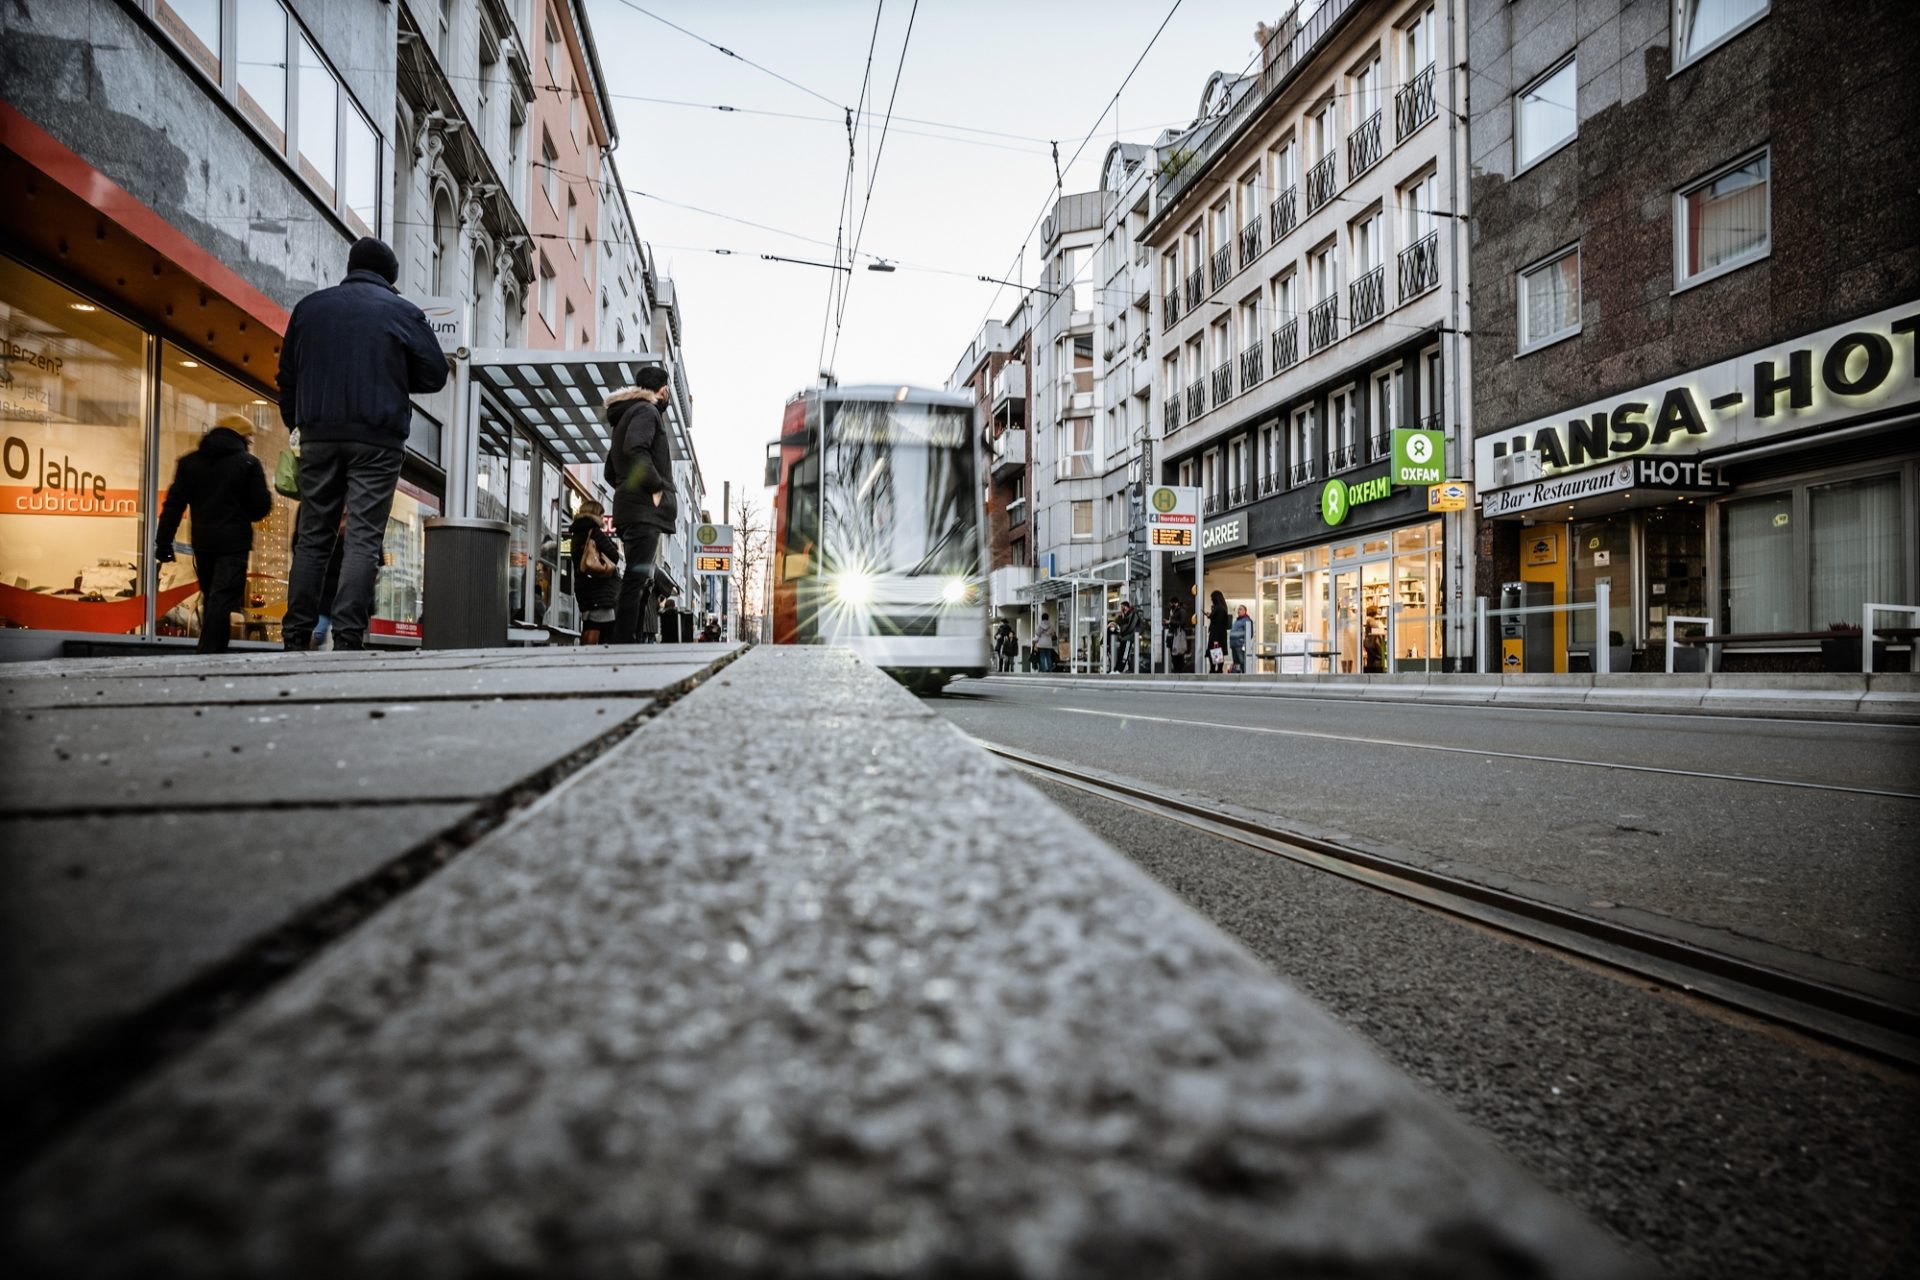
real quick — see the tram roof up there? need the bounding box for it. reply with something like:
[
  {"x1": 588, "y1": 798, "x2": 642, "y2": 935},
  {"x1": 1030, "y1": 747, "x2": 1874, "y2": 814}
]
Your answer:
[
  {"x1": 470, "y1": 348, "x2": 690, "y2": 465},
  {"x1": 821, "y1": 383, "x2": 977, "y2": 408}
]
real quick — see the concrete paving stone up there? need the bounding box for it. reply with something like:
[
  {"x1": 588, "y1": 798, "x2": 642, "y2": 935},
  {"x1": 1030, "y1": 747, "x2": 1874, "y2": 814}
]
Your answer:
[
  {"x1": 6, "y1": 647, "x2": 1640, "y2": 1278},
  {"x1": 0, "y1": 643, "x2": 739, "y2": 684},
  {"x1": 0, "y1": 664, "x2": 710, "y2": 709},
  {"x1": 0, "y1": 697, "x2": 653, "y2": 813},
  {"x1": 0, "y1": 804, "x2": 472, "y2": 1075}
]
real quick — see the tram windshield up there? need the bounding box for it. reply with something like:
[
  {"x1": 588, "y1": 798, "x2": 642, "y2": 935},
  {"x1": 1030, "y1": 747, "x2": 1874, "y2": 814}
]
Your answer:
[{"x1": 820, "y1": 400, "x2": 979, "y2": 577}]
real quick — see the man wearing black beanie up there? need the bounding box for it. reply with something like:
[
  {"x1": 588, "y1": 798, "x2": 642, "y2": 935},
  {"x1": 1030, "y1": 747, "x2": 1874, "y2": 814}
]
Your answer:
[{"x1": 277, "y1": 237, "x2": 447, "y2": 651}]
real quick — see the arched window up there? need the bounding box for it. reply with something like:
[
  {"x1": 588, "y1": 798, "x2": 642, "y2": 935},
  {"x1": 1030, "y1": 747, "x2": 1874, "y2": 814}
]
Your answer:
[
  {"x1": 473, "y1": 248, "x2": 494, "y2": 346},
  {"x1": 431, "y1": 190, "x2": 455, "y2": 294}
]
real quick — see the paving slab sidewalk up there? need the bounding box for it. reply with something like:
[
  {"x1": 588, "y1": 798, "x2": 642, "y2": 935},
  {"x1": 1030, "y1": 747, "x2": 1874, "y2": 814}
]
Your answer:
[{"x1": 5, "y1": 646, "x2": 1645, "y2": 1278}]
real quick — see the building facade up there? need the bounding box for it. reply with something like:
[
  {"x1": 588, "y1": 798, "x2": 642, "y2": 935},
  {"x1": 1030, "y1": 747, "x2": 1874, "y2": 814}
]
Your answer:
[
  {"x1": 1466, "y1": 0, "x2": 1920, "y2": 671},
  {"x1": 1094, "y1": 142, "x2": 1158, "y2": 664},
  {"x1": 948, "y1": 304, "x2": 1032, "y2": 642},
  {"x1": 1146, "y1": 0, "x2": 1474, "y2": 674}
]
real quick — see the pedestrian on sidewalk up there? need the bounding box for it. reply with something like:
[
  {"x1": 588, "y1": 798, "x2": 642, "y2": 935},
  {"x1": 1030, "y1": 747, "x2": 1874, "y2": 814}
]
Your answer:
[
  {"x1": 569, "y1": 498, "x2": 621, "y2": 645},
  {"x1": 1033, "y1": 613, "x2": 1058, "y2": 673},
  {"x1": 1168, "y1": 610, "x2": 1188, "y2": 673},
  {"x1": 993, "y1": 619, "x2": 1018, "y2": 672},
  {"x1": 1230, "y1": 603, "x2": 1253, "y2": 675},
  {"x1": 1110, "y1": 600, "x2": 1139, "y2": 673},
  {"x1": 1207, "y1": 590, "x2": 1230, "y2": 674},
  {"x1": 603, "y1": 368, "x2": 678, "y2": 644},
  {"x1": 279, "y1": 237, "x2": 448, "y2": 651},
  {"x1": 153, "y1": 412, "x2": 273, "y2": 653}
]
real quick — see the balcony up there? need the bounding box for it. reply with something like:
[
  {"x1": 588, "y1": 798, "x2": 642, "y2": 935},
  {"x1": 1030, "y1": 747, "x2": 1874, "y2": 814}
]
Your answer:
[
  {"x1": 1239, "y1": 339, "x2": 1264, "y2": 392},
  {"x1": 1326, "y1": 441, "x2": 1359, "y2": 474},
  {"x1": 1289, "y1": 457, "x2": 1318, "y2": 486},
  {"x1": 1238, "y1": 222, "x2": 1262, "y2": 270},
  {"x1": 1271, "y1": 318, "x2": 1299, "y2": 372},
  {"x1": 1259, "y1": 471, "x2": 1282, "y2": 497},
  {"x1": 1268, "y1": 184, "x2": 1299, "y2": 243},
  {"x1": 989, "y1": 563, "x2": 1035, "y2": 608},
  {"x1": 1305, "y1": 153, "x2": 1336, "y2": 214},
  {"x1": 1131, "y1": 330, "x2": 1150, "y2": 359},
  {"x1": 1186, "y1": 380, "x2": 1206, "y2": 421},
  {"x1": 990, "y1": 426, "x2": 1027, "y2": 477},
  {"x1": 1202, "y1": 493, "x2": 1222, "y2": 515},
  {"x1": 1228, "y1": 482, "x2": 1251, "y2": 507},
  {"x1": 1396, "y1": 63, "x2": 1437, "y2": 142},
  {"x1": 1398, "y1": 230, "x2": 1440, "y2": 303},
  {"x1": 1185, "y1": 269, "x2": 1204, "y2": 311},
  {"x1": 1370, "y1": 428, "x2": 1392, "y2": 460},
  {"x1": 1210, "y1": 246, "x2": 1232, "y2": 292},
  {"x1": 1347, "y1": 110, "x2": 1382, "y2": 182},
  {"x1": 1210, "y1": 362, "x2": 1233, "y2": 407},
  {"x1": 1164, "y1": 394, "x2": 1184, "y2": 435},
  {"x1": 1005, "y1": 497, "x2": 1028, "y2": 527},
  {"x1": 1162, "y1": 289, "x2": 1180, "y2": 329},
  {"x1": 1307, "y1": 295, "x2": 1339, "y2": 353},
  {"x1": 991, "y1": 361, "x2": 1026, "y2": 413},
  {"x1": 1349, "y1": 265, "x2": 1385, "y2": 331}
]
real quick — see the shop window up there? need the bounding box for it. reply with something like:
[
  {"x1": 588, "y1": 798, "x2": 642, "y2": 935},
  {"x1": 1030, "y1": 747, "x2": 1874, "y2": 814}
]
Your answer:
[
  {"x1": 1677, "y1": 149, "x2": 1769, "y2": 288},
  {"x1": 1720, "y1": 491, "x2": 1793, "y2": 632},
  {"x1": 0, "y1": 260, "x2": 153, "y2": 634},
  {"x1": 157, "y1": 0, "x2": 221, "y2": 78},
  {"x1": 1518, "y1": 245, "x2": 1581, "y2": 352},
  {"x1": 296, "y1": 36, "x2": 338, "y2": 202},
  {"x1": 1570, "y1": 514, "x2": 1633, "y2": 652},
  {"x1": 1810, "y1": 475, "x2": 1904, "y2": 629},
  {"x1": 155, "y1": 347, "x2": 290, "y2": 643},
  {"x1": 236, "y1": 0, "x2": 287, "y2": 149},
  {"x1": 1515, "y1": 57, "x2": 1576, "y2": 170},
  {"x1": 1676, "y1": 0, "x2": 1768, "y2": 68},
  {"x1": 372, "y1": 481, "x2": 432, "y2": 641},
  {"x1": 1643, "y1": 504, "x2": 1707, "y2": 640}
]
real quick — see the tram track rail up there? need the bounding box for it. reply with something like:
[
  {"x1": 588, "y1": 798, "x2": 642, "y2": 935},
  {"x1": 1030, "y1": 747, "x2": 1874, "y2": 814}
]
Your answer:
[{"x1": 978, "y1": 739, "x2": 1920, "y2": 1070}]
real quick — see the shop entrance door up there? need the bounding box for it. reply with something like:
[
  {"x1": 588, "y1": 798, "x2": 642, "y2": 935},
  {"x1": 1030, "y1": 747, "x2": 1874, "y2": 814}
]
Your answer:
[{"x1": 1333, "y1": 569, "x2": 1359, "y2": 673}]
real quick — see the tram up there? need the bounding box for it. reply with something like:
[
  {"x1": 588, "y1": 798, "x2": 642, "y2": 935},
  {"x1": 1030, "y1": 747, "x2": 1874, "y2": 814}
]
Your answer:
[{"x1": 765, "y1": 383, "x2": 989, "y2": 693}]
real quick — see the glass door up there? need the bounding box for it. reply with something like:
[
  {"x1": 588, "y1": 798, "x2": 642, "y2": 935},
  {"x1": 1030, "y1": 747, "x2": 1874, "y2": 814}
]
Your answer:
[
  {"x1": 1333, "y1": 569, "x2": 1360, "y2": 672},
  {"x1": 1361, "y1": 560, "x2": 1390, "y2": 672}
]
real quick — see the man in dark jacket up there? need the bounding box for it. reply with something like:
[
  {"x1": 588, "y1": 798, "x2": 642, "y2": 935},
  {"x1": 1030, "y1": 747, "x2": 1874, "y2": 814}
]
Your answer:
[
  {"x1": 603, "y1": 366, "x2": 679, "y2": 644},
  {"x1": 154, "y1": 413, "x2": 274, "y2": 653},
  {"x1": 278, "y1": 237, "x2": 448, "y2": 651}
]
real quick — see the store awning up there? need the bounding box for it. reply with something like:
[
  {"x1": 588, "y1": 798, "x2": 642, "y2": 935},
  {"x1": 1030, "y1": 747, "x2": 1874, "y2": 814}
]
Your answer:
[{"x1": 469, "y1": 349, "x2": 687, "y2": 466}]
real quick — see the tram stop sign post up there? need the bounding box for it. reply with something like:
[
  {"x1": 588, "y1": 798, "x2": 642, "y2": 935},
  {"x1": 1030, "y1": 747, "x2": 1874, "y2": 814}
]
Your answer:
[
  {"x1": 1145, "y1": 486, "x2": 1200, "y2": 551},
  {"x1": 694, "y1": 523, "x2": 734, "y2": 577}
]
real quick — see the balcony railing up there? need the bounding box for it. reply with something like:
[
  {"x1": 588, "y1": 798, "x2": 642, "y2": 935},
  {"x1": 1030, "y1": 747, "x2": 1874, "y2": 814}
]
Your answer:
[
  {"x1": 1398, "y1": 229, "x2": 1440, "y2": 303},
  {"x1": 1307, "y1": 295, "x2": 1339, "y2": 352},
  {"x1": 1007, "y1": 499, "x2": 1028, "y2": 528},
  {"x1": 1186, "y1": 380, "x2": 1206, "y2": 420},
  {"x1": 1269, "y1": 184, "x2": 1299, "y2": 243},
  {"x1": 1396, "y1": 62, "x2": 1437, "y2": 141},
  {"x1": 1210, "y1": 246, "x2": 1232, "y2": 292},
  {"x1": 1210, "y1": 362, "x2": 1233, "y2": 407},
  {"x1": 1371, "y1": 428, "x2": 1392, "y2": 460},
  {"x1": 1349, "y1": 265, "x2": 1386, "y2": 330},
  {"x1": 1239, "y1": 339, "x2": 1264, "y2": 391},
  {"x1": 1202, "y1": 493, "x2": 1222, "y2": 515},
  {"x1": 1305, "y1": 153, "x2": 1336, "y2": 214},
  {"x1": 1326, "y1": 441, "x2": 1359, "y2": 474},
  {"x1": 1162, "y1": 289, "x2": 1181, "y2": 329},
  {"x1": 1185, "y1": 269, "x2": 1205, "y2": 310},
  {"x1": 1238, "y1": 222, "x2": 1262, "y2": 270},
  {"x1": 1271, "y1": 318, "x2": 1299, "y2": 371},
  {"x1": 1228, "y1": 482, "x2": 1251, "y2": 507},
  {"x1": 1164, "y1": 394, "x2": 1183, "y2": 434},
  {"x1": 1289, "y1": 457, "x2": 1318, "y2": 486},
  {"x1": 1347, "y1": 110, "x2": 1382, "y2": 182},
  {"x1": 1259, "y1": 471, "x2": 1282, "y2": 496}
]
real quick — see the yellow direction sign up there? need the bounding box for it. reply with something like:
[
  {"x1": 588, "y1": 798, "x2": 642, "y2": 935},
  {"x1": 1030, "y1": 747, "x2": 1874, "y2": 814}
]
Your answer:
[{"x1": 1427, "y1": 480, "x2": 1470, "y2": 512}]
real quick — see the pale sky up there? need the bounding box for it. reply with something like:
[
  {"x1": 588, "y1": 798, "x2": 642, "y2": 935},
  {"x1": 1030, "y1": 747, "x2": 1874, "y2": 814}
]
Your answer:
[{"x1": 583, "y1": 0, "x2": 1270, "y2": 520}]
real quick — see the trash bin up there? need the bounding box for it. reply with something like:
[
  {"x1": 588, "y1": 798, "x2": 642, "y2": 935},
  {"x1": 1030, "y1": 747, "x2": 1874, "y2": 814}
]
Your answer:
[
  {"x1": 423, "y1": 517, "x2": 510, "y2": 649},
  {"x1": 659, "y1": 609, "x2": 692, "y2": 643}
]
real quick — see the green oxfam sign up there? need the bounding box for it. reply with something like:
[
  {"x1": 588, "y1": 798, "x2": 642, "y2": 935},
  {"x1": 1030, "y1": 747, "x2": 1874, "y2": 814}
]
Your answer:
[
  {"x1": 1392, "y1": 428, "x2": 1446, "y2": 486},
  {"x1": 1321, "y1": 474, "x2": 1392, "y2": 526}
]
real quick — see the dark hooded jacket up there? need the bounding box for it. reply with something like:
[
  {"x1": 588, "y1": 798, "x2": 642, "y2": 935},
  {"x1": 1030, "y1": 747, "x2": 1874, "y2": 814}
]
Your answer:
[
  {"x1": 604, "y1": 386, "x2": 678, "y2": 531},
  {"x1": 569, "y1": 514, "x2": 622, "y2": 612},
  {"x1": 154, "y1": 427, "x2": 274, "y2": 558},
  {"x1": 277, "y1": 269, "x2": 449, "y2": 449}
]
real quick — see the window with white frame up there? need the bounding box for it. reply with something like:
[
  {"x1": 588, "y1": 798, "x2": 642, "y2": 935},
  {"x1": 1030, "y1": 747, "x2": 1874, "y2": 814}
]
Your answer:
[
  {"x1": 1401, "y1": 169, "x2": 1439, "y2": 243},
  {"x1": 1329, "y1": 387, "x2": 1358, "y2": 466},
  {"x1": 1202, "y1": 449, "x2": 1220, "y2": 503},
  {"x1": 1310, "y1": 242, "x2": 1338, "y2": 302},
  {"x1": 563, "y1": 300, "x2": 576, "y2": 350},
  {"x1": 1239, "y1": 168, "x2": 1262, "y2": 234},
  {"x1": 1240, "y1": 295, "x2": 1262, "y2": 346},
  {"x1": 1271, "y1": 269, "x2": 1297, "y2": 326},
  {"x1": 1676, "y1": 149, "x2": 1770, "y2": 287},
  {"x1": 1228, "y1": 436, "x2": 1248, "y2": 496},
  {"x1": 1373, "y1": 366, "x2": 1400, "y2": 439},
  {"x1": 1064, "y1": 417, "x2": 1095, "y2": 477},
  {"x1": 541, "y1": 130, "x2": 559, "y2": 208},
  {"x1": 1519, "y1": 244, "x2": 1581, "y2": 350},
  {"x1": 1352, "y1": 55, "x2": 1382, "y2": 125},
  {"x1": 1402, "y1": 5, "x2": 1436, "y2": 79},
  {"x1": 1212, "y1": 317, "x2": 1234, "y2": 371},
  {"x1": 1421, "y1": 345, "x2": 1443, "y2": 423},
  {"x1": 1290, "y1": 405, "x2": 1316, "y2": 479},
  {"x1": 1515, "y1": 57, "x2": 1577, "y2": 169},
  {"x1": 1310, "y1": 98, "x2": 1337, "y2": 164},
  {"x1": 1261, "y1": 421, "x2": 1282, "y2": 483},
  {"x1": 539, "y1": 253, "x2": 557, "y2": 332},
  {"x1": 1212, "y1": 201, "x2": 1233, "y2": 258},
  {"x1": 1071, "y1": 500, "x2": 1094, "y2": 540},
  {"x1": 566, "y1": 190, "x2": 578, "y2": 252},
  {"x1": 1676, "y1": 0, "x2": 1768, "y2": 67},
  {"x1": 1179, "y1": 459, "x2": 1195, "y2": 488},
  {"x1": 1270, "y1": 137, "x2": 1296, "y2": 193},
  {"x1": 1162, "y1": 249, "x2": 1182, "y2": 300},
  {"x1": 1351, "y1": 208, "x2": 1384, "y2": 276}
]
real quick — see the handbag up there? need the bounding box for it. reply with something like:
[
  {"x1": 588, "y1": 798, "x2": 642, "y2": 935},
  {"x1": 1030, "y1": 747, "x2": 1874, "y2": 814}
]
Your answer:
[
  {"x1": 273, "y1": 430, "x2": 301, "y2": 499},
  {"x1": 581, "y1": 532, "x2": 618, "y2": 578}
]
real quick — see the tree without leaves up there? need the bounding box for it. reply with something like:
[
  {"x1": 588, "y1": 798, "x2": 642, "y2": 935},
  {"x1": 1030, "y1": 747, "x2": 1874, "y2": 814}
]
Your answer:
[{"x1": 730, "y1": 496, "x2": 770, "y2": 636}]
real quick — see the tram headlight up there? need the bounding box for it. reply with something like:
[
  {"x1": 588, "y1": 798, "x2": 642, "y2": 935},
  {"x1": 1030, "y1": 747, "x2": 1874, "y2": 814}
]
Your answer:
[
  {"x1": 832, "y1": 571, "x2": 875, "y2": 606},
  {"x1": 941, "y1": 577, "x2": 980, "y2": 606}
]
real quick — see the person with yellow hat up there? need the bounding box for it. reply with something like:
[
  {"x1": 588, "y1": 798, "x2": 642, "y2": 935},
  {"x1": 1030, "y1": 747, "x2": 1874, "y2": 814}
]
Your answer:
[{"x1": 154, "y1": 412, "x2": 274, "y2": 652}]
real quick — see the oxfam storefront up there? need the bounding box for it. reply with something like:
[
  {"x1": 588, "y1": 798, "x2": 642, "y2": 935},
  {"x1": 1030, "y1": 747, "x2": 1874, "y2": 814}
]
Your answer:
[{"x1": 1179, "y1": 453, "x2": 1447, "y2": 674}]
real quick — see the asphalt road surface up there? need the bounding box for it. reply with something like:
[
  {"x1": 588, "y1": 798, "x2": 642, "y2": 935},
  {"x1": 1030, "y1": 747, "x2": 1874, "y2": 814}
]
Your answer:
[{"x1": 937, "y1": 679, "x2": 1920, "y2": 1280}]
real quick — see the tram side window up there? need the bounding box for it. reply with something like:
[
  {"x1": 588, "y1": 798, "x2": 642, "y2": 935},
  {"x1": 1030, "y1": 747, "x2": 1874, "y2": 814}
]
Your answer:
[{"x1": 782, "y1": 445, "x2": 820, "y2": 581}]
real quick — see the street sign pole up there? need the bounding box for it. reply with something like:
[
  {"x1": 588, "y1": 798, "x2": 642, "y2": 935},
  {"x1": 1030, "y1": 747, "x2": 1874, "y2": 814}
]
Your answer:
[{"x1": 1195, "y1": 526, "x2": 1206, "y2": 681}]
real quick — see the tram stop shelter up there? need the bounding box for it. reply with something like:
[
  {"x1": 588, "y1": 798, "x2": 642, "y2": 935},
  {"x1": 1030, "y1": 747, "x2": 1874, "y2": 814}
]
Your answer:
[
  {"x1": 438, "y1": 348, "x2": 693, "y2": 636},
  {"x1": 1018, "y1": 574, "x2": 1113, "y2": 674}
]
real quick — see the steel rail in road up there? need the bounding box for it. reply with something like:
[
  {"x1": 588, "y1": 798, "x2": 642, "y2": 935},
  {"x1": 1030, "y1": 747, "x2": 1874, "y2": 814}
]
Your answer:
[{"x1": 979, "y1": 740, "x2": 1920, "y2": 1070}]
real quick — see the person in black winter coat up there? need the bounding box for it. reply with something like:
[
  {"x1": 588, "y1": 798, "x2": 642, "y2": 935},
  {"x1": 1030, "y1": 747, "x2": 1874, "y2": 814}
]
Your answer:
[
  {"x1": 154, "y1": 413, "x2": 274, "y2": 653},
  {"x1": 568, "y1": 498, "x2": 622, "y2": 645},
  {"x1": 279, "y1": 237, "x2": 448, "y2": 651},
  {"x1": 1207, "y1": 589, "x2": 1230, "y2": 674},
  {"x1": 603, "y1": 366, "x2": 679, "y2": 644}
]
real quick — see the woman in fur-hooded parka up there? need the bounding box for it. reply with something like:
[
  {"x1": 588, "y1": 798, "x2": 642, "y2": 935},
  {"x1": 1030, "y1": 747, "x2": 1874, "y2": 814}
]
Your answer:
[{"x1": 603, "y1": 384, "x2": 678, "y2": 534}]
